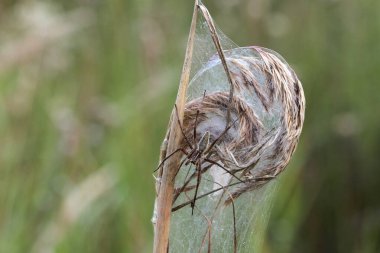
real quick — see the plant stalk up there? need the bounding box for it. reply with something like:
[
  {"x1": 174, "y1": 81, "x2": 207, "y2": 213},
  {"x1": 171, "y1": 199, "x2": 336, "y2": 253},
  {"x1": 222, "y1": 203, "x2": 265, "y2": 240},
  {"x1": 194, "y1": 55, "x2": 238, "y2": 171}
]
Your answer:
[{"x1": 153, "y1": 1, "x2": 198, "y2": 253}]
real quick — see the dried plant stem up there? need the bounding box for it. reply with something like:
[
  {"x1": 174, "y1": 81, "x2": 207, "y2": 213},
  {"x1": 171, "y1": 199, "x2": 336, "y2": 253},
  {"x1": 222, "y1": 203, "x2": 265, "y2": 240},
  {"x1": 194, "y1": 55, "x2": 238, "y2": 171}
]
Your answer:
[
  {"x1": 197, "y1": 4, "x2": 235, "y2": 128},
  {"x1": 153, "y1": 1, "x2": 199, "y2": 253}
]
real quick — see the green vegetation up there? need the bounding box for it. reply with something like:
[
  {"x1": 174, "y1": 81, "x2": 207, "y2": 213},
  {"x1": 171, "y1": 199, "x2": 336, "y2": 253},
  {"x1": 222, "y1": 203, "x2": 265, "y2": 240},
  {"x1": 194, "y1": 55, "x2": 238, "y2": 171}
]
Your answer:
[{"x1": 0, "y1": 0, "x2": 379, "y2": 252}]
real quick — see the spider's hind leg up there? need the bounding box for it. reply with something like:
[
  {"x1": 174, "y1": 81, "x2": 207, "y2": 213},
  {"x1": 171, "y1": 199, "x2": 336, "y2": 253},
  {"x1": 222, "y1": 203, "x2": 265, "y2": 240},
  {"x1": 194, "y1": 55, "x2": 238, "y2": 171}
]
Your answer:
[{"x1": 191, "y1": 160, "x2": 203, "y2": 215}]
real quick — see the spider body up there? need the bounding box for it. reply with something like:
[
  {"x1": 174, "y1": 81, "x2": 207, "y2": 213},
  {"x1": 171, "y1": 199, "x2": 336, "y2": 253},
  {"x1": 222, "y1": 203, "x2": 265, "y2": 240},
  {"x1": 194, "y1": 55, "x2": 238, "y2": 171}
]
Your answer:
[{"x1": 185, "y1": 131, "x2": 210, "y2": 166}]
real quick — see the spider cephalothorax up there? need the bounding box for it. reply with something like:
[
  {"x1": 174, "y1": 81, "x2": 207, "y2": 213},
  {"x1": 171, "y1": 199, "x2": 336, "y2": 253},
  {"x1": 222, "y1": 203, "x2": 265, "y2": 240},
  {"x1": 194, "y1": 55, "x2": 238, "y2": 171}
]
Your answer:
[{"x1": 185, "y1": 131, "x2": 210, "y2": 165}]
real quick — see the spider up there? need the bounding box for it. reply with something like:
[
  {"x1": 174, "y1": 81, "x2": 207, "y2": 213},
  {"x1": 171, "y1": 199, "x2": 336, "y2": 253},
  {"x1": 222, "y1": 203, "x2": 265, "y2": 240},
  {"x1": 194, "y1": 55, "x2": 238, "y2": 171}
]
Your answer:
[{"x1": 155, "y1": 96, "x2": 244, "y2": 215}]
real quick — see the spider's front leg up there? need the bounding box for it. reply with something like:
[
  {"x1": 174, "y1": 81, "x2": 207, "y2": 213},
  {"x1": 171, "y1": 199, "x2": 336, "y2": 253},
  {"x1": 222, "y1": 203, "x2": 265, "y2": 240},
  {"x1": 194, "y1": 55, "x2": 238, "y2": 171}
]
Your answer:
[{"x1": 154, "y1": 148, "x2": 189, "y2": 173}]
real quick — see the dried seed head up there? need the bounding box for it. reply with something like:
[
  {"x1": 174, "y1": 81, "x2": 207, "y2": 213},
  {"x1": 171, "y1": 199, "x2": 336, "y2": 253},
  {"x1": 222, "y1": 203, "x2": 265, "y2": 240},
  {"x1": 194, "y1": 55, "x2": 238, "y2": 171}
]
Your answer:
[{"x1": 182, "y1": 46, "x2": 305, "y2": 203}]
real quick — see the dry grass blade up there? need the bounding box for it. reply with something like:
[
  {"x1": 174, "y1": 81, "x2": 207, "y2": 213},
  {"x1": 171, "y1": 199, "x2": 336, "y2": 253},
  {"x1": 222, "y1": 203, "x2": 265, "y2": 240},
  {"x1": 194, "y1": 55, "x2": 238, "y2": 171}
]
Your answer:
[
  {"x1": 153, "y1": 1, "x2": 199, "y2": 253},
  {"x1": 197, "y1": 3, "x2": 235, "y2": 128}
]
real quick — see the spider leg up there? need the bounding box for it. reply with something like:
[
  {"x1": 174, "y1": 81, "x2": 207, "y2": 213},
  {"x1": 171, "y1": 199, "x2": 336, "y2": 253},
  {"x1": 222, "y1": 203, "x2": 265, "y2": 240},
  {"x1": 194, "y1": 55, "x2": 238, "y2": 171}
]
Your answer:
[
  {"x1": 172, "y1": 181, "x2": 244, "y2": 212},
  {"x1": 191, "y1": 160, "x2": 203, "y2": 215},
  {"x1": 173, "y1": 163, "x2": 213, "y2": 204},
  {"x1": 193, "y1": 110, "x2": 199, "y2": 143},
  {"x1": 205, "y1": 117, "x2": 239, "y2": 154},
  {"x1": 204, "y1": 158, "x2": 244, "y2": 183},
  {"x1": 174, "y1": 104, "x2": 193, "y2": 149},
  {"x1": 154, "y1": 148, "x2": 187, "y2": 172},
  {"x1": 193, "y1": 90, "x2": 207, "y2": 143},
  {"x1": 231, "y1": 194, "x2": 238, "y2": 253},
  {"x1": 184, "y1": 149, "x2": 196, "y2": 166},
  {"x1": 173, "y1": 163, "x2": 193, "y2": 204},
  {"x1": 204, "y1": 178, "x2": 237, "y2": 253},
  {"x1": 171, "y1": 157, "x2": 188, "y2": 183}
]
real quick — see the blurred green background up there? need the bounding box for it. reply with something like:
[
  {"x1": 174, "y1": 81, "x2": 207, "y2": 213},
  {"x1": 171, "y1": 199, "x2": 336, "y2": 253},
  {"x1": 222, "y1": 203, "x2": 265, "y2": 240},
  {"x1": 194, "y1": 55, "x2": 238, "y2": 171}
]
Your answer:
[{"x1": 1, "y1": 0, "x2": 379, "y2": 252}]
